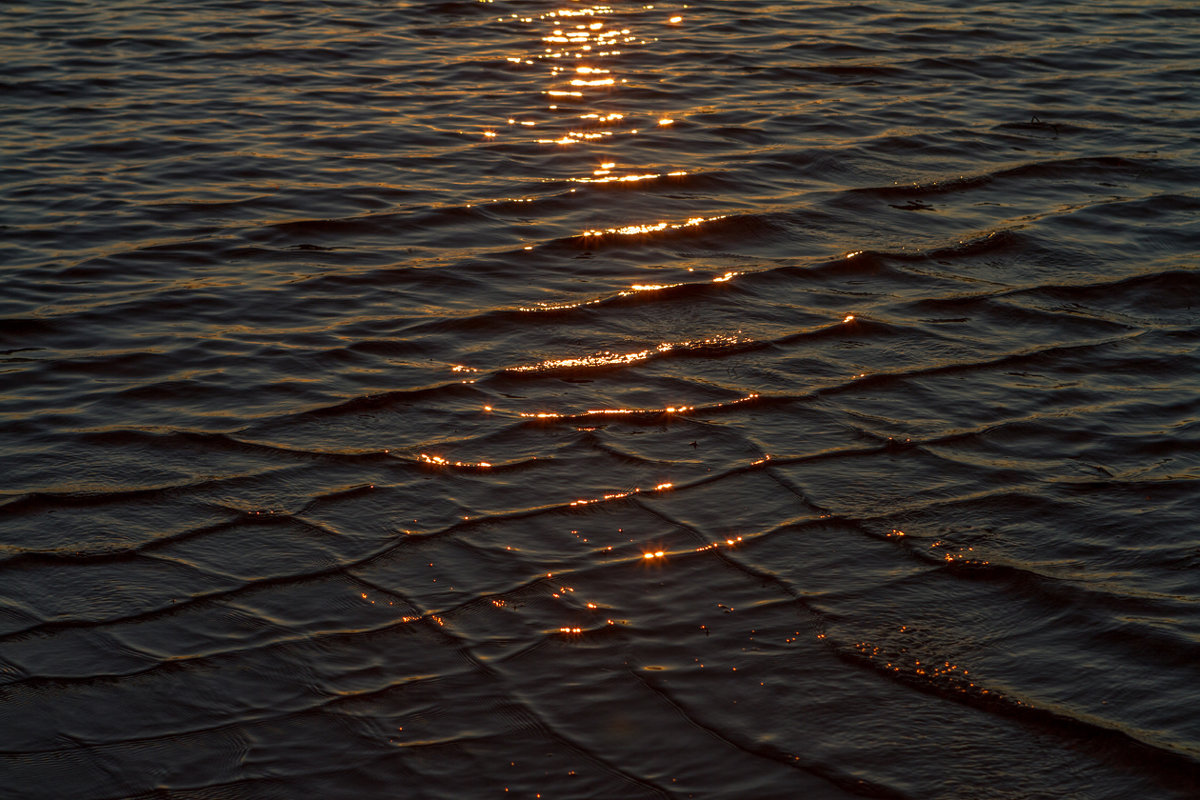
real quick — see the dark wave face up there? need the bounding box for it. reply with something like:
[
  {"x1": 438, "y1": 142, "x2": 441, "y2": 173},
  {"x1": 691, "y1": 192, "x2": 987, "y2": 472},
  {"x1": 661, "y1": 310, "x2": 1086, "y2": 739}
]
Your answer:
[{"x1": 2, "y1": 1, "x2": 1199, "y2": 797}]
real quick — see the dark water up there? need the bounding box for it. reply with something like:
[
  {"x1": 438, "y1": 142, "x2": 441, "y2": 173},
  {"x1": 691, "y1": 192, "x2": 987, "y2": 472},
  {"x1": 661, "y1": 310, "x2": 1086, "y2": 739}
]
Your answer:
[{"x1": 2, "y1": 0, "x2": 1199, "y2": 797}]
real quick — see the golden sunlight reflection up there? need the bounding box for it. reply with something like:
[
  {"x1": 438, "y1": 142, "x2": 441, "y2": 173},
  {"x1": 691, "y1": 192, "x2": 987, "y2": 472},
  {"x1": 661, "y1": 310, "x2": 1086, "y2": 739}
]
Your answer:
[
  {"x1": 519, "y1": 392, "x2": 759, "y2": 420},
  {"x1": 418, "y1": 453, "x2": 493, "y2": 469},
  {"x1": 513, "y1": 346, "x2": 665, "y2": 372},
  {"x1": 484, "y1": 3, "x2": 716, "y2": 217},
  {"x1": 516, "y1": 297, "x2": 603, "y2": 312},
  {"x1": 931, "y1": 539, "x2": 991, "y2": 566},
  {"x1": 572, "y1": 171, "x2": 681, "y2": 184},
  {"x1": 508, "y1": 333, "x2": 747, "y2": 374},
  {"x1": 620, "y1": 282, "x2": 681, "y2": 293},
  {"x1": 556, "y1": 619, "x2": 616, "y2": 636},
  {"x1": 849, "y1": 637, "x2": 997, "y2": 700},
  {"x1": 582, "y1": 214, "x2": 726, "y2": 238},
  {"x1": 695, "y1": 536, "x2": 744, "y2": 553},
  {"x1": 553, "y1": 478, "x2": 677, "y2": 509}
]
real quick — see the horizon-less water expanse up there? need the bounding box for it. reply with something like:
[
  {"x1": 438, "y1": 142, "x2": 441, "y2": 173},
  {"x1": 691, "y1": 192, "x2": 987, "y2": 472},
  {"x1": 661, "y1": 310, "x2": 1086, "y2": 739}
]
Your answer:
[{"x1": 2, "y1": 1, "x2": 1199, "y2": 797}]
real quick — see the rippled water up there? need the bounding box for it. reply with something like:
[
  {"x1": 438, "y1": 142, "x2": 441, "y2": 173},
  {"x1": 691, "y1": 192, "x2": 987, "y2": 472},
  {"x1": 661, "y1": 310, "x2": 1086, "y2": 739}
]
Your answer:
[{"x1": 3, "y1": 1, "x2": 1199, "y2": 797}]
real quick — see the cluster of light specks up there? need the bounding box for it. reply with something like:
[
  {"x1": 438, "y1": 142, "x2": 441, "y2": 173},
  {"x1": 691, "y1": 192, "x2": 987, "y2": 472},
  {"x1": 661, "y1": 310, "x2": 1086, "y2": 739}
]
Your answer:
[
  {"x1": 522, "y1": 406, "x2": 690, "y2": 419},
  {"x1": 931, "y1": 539, "x2": 991, "y2": 566},
  {"x1": 567, "y1": 480, "x2": 673, "y2": 507},
  {"x1": 581, "y1": 214, "x2": 726, "y2": 237},
  {"x1": 570, "y1": 169, "x2": 688, "y2": 185},
  {"x1": 508, "y1": 344, "x2": 669, "y2": 373},
  {"x1": 516, "y1": 296, "x2": 603, "y2": 312},
  {"x1": 546, "y1": 550, "x2": 619, "y2": 636},
  {"x1": 507, "y1": 332, "x2": 748, "y2": 375},
  {"x1": 517, "y1": 392, "x2": 759, "y2": 421},
  {"x1": 471, "y1": 4, "x2": 761, "y2": 649},
  {"x1": 356, "y1": 590, "x2": 440, "y2": 627},
  {"x1": 480, "y1": 4, "x2": 717, "y2": 230},
  {"x1": 529, "y1": 474, "x2": 775, "y2": 641},
  {"x1": 847, "y1": 637, "x2": 1006, "y2": 703},
  {"x1": 581, "y1": 112, "x2": 624, "y2": 123},
  {"x1": 694, "y1": 536, "x2": 744, "y2": 553},
  {"x1": 512, "y1": 272, "x2": 723, "y2": 314},
  {"x1": 557, "y1": 619, "x2": 617, "y2": 636},
  {"x1": 538, "y1": 7, "x2": 630, "y2": 58},
  {"x1": 417, "y1": 453, "x2": 494, "y2": 469}
]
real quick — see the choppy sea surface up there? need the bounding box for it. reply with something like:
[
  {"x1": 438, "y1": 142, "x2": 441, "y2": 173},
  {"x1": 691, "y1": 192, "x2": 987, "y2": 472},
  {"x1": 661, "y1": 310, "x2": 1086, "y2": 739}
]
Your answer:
[{"x1": 2, "y1": 1, "x2": 1199, "y2": 797}]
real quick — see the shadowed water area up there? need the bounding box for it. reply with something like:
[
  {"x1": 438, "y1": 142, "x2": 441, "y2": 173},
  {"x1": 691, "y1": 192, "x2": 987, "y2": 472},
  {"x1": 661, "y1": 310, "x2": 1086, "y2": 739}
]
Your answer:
[{"x1": 2, "y1": 0, "x2": 1199, "y2": 797}]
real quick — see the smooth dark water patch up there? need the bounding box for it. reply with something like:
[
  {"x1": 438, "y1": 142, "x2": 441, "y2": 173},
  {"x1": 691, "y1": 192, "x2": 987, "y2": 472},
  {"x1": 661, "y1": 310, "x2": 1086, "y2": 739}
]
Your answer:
[{"x1": 2, "y1": 1, "x2": 1198, "y2": 797}]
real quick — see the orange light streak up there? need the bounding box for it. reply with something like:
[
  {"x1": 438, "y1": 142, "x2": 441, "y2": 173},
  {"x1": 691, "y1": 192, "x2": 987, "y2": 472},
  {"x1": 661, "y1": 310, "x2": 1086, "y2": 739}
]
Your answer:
[
  {"x1": 582, "y1": 215, "x2": 724, "y2": 237},
  {"x1": 418, "y1": 453, "x2": 493, "y2": 469}
]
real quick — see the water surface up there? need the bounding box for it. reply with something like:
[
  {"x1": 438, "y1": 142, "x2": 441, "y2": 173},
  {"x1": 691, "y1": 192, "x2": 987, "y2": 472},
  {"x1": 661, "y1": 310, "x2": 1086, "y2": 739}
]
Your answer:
[{"x1": 2, "y1": 1, "x2": 1199, "y2": 797}]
